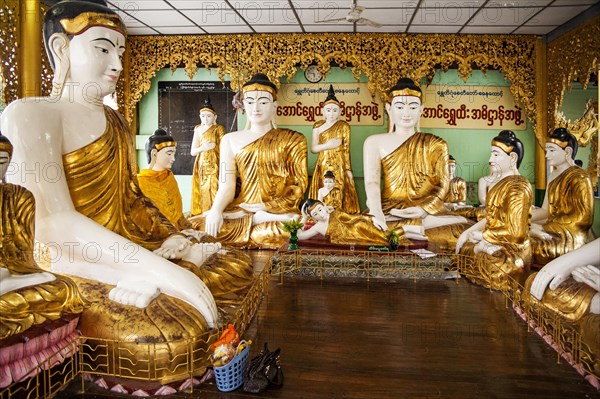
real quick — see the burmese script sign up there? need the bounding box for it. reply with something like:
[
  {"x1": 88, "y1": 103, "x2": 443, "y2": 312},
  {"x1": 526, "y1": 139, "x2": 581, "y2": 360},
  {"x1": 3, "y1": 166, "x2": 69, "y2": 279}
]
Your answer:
[
  {"x1": 421, "y1": 85, "x2": 526, "y2": 130},
  {"x1": 276, "y1": 83, "x2": 384, "y2": 126}
]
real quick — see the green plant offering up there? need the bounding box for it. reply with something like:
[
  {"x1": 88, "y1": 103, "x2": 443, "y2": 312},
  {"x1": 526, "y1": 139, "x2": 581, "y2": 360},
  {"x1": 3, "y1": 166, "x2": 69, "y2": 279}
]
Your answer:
[
  {"x1": 384, "y1": 231, "x2": 400, "y2": 250},
  {"x1": 282, "y1": 219, "x2": 304, "y2": 233}
]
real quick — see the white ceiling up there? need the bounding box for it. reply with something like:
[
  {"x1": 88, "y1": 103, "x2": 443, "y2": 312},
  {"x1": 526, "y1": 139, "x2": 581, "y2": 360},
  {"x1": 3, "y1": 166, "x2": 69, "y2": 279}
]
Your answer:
[{"x1": 106, "y1": 0, "x2": 599, "y2": 36}]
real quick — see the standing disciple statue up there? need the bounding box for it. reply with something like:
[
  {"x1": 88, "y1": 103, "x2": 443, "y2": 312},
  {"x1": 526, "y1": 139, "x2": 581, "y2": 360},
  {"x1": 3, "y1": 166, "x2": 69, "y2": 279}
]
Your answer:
[
  {"x1": 190, "y1": 97, "x2": 226, "y2": 215},
  {"x1": 362, "y1": 77, "x2": 469, "y2": 249},
  {"x1": 529, "y1": 128, "x2": 594, "y2": 266},
  {"x1": 308, "y1": 85, "x2": 360, "y2": 214},
  {"x1": 444, "y1": 155, "x2": 467, "y2": 206},
  {"x1": 456, "y1": 130, "x2": 533, "y2": 291},
  {"x1": 200, "y1": 73, "x2": 308, "y2": 249},
  {"x1": 0, "y1": 0, "x2": 252, "y2": 388}
]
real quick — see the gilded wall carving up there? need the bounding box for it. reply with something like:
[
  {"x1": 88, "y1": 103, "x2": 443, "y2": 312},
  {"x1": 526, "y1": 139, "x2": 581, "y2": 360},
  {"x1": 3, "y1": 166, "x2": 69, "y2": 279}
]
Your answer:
[
  {"x1": 547, "y1": 15, "x2": 599, "y2": 133},
  {"x1": 0, "y1": 0, "x2": 19, "y2": 106},
  {"x1": 124, "y1": 33, "x2": 538, "y2": 137}
]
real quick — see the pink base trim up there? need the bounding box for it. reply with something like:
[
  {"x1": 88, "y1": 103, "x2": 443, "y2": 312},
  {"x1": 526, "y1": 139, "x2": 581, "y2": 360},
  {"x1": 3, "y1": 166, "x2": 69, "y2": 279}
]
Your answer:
[{"x1": 513, "y1": 305, "x2": 599, "y2": 391}]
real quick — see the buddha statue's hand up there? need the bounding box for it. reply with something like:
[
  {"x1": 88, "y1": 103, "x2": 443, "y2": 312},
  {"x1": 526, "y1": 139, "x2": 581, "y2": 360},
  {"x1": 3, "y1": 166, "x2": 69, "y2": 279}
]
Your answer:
[
  {"x1": 473, "y1": 239, "x2": 501, "y2": 255},
  {"x1": 468, "y1": 230, "x2": 484, "y2": 243},
  {"x1": 455, "y1": 231, "x2": 470, "y2": 253},
  {"x1": 370, "y1": 214, "x2": 388, "y2": 231},
  {"x1": 530, "y1": 259, "x2": 573, "y2": 300},
  {"x1": 324, "y1": 138, "x2": 342, "y2": 150},
  {"x1": 390, "y1": 206, "x2": 427, "y2": 219},
  {"x1": 108, "y1": 280, "x2": 160, "y2": 308},
  {"x1": 181, "y1": 228, "x2": 208, "y2": 242},
  {"x1": 571, "y1": 265, "x2": 600, "y2": 291},
  {"x1": 239, "y1": 203, "x2": 266, "y2": 213},
  {"x1": 205, "y1": 210, "x2": 224, "y2": 237},
  {"x1": 530, "y1": 223, "x2": 552, "y2": 240},
  {"x1": 154, "y1": 234, "x2": 191, "y2": 260}
]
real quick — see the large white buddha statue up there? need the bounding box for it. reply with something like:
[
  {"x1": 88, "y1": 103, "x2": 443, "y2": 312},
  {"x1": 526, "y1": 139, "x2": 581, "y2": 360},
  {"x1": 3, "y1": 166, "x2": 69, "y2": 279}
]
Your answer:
[
  {"x1": 529, "y1": 128, "x2": 594, "y2": 266},
  {"x1": 0, "y1": 0, "x2": 252, "y2": 386},
  {"x1": 362, "y1": 77, "x2": 469, "y2": 249},
  {"x1": 197, "y1": 73, "x2": 308, "y2": 249}
]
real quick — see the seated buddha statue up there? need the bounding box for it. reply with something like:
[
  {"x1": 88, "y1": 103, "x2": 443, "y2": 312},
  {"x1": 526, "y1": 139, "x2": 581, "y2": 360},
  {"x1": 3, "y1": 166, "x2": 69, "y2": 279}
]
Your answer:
[
  {"x1": 1, "y1": 0, "x2": 252, "y2": 387},
  {"x1": 137, "y1": 129, "x2": 223, "y2": 265},
  {"x1": 456, "y1": 130, "x2": 533, "y2": 291},
  {"x1": 444, "y1": 155, "x2": 467, "y2": 207},
  {"x1": 1, "y1": 132, "x2": 87, "y2": 388},
  {"x1": 308, "y1": 85, "x2": 360, "y2": 214},
  {"x1": 199, "y1": 73, "x2": 308, "y2": 249},
  {"x1": 362, "y1": 77, "x2": 469, "y2": 249},
  {"x1": 525, "y1": 238, "x2": 600, "y2": 376},
  {"x1": 0, "y1": 132, "x2": 86, "y2": 340},
  {"x1": 190, "y1": 97, "x2": 226, "y2": 216},
  {"x1": 317, "y1": 171, "x2": 342, "y2": 209},
  {"x1": 297, "y1": 199, "x2": 426, "y2": 245},
  {"x1": 529, "y1": 128, "x2": 594, "y2": 266}
]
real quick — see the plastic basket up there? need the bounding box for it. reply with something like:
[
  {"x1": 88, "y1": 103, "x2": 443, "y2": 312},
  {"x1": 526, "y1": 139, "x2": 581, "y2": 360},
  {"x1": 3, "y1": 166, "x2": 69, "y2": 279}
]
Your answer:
[{"x1": 213, "y1": 340, "x2": 250, "y2": 392}]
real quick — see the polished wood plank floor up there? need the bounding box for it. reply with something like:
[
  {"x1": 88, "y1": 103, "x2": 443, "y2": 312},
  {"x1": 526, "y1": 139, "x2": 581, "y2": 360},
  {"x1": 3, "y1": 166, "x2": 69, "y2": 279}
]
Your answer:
[{"x1": 58, "y1": 275, "x2": 599, "y2": 399}]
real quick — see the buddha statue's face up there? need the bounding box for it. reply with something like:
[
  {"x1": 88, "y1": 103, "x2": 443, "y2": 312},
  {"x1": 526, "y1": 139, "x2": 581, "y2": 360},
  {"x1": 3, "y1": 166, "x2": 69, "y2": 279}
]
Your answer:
[
  {"x1": 448, "y1": 162, "x2": 456, "y2": 177},
  {"x1": 0, "y1": 150, "x2": 10, "y2": 181},
  {"x1": 200, "y1": 110, "x2": 216, "y2": 126},
  {"x1": 387, "y1": 95, "x2": 423, "y2": 130},
  {"x1": 323, "y1": 103, "x2": 341, "y2": 123},
  {"x1": 309, "y1": 203, "x2": 330, "y2": 222},
  {"x1": 323, "y1": 177, "x2": 335, "y2": 190},
  {"x1": 154, "y1": 146, "x2": 176, "y2": 171},
  {"x1": 489, "y1": 146, "x2": 514, "y2": 175},
  {"x1": 66, "y1": 26, "x2": 126, "y2": 99},
  {"x1": 545, "y1": 142, "x2": 568, "y2": 167},
  {"x1": 243, "y1": 90, "x2": 276, "y2": 126}
]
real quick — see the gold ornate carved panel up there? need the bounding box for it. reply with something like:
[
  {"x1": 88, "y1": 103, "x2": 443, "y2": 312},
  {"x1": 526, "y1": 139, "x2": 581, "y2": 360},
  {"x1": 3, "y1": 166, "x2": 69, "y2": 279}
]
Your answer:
[
  {"x1": 0, "y1": 0, "x2": 19, "y2": 106},
  {"x1": 547, "y1": 15, "x2": 599, "y2": 133},
  {"x1": 124, "y1": 33, "x2": 538, "y2": 138}
]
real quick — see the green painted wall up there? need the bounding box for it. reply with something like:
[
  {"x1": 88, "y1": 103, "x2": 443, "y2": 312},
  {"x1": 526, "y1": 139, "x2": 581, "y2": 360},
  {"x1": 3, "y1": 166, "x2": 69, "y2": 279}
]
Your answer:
[{"x1": 141, "y1": 67, "x2": 594, "y2": 217}]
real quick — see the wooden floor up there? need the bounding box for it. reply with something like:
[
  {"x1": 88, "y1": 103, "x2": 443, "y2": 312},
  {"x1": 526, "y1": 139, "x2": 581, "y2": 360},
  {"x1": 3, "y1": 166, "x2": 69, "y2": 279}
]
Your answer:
[{"x1": 57, "y1": 271, "x2": 600, "y2": 398}]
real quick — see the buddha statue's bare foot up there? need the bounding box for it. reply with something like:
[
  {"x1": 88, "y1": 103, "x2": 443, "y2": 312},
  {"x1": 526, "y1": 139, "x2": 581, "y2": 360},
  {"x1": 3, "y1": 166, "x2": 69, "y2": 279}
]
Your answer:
[{"x1": 108, "y1": 280, "x2": 160, "y2": 308}]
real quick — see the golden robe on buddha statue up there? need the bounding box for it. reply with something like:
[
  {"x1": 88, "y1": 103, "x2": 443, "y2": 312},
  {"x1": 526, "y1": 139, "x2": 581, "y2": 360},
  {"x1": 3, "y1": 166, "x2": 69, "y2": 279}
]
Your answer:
[
  {"x1": 445, "y1": 177, "x2": 467, "y2": 204},
  {"x1": 531, "y1": 166, "x2": 594, "y2": 265},
  {"x1": 194, "y1": 127, "x2": 307, "y2": 248},
  {"x1": 138, "y1": 168, "x2": 191, "y2": 231},
  {"x1": 460, "y1": 175, "x2": 533, "y2": 290},
  {"x1": 0, "y1": 183, "x2": 86, "y2": 340},
  {"x1": 190, "y1": 124, "x2": 225, "y2": 216},
  {"x1": 380, "y1": 133, "x2": 449, "y2": 215}
]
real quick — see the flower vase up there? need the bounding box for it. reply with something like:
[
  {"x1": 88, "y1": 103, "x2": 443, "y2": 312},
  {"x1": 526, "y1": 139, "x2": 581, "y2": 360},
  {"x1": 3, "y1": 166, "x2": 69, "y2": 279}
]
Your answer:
[{"x1": 288, "y1": 230, "x2": 299, "y2": 250}]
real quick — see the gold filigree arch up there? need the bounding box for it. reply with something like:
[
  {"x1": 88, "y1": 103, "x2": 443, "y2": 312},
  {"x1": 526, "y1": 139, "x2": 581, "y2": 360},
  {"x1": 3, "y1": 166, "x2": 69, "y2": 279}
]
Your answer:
[
  {"x1": 547, "y1": 14, "x2": 600, "y2": 133},
  {"x1": 124, "y1": 33, "x2": 539, "y2": 137}
]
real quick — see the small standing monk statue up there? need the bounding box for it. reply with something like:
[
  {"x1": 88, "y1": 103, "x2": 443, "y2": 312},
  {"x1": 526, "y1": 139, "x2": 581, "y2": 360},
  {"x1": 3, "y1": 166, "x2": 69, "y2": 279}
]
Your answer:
[
  {"x1": 529, "y1": 128, "x2": 594, "y2": 266},
  {"x1": 456, "y1": 130, "x2": 533, "y2": 291},
  {"x1": 444, "y1": 155, "x2": 467, "y2": 206},
  {"x1": 308, "y1": 85, "x2": 360, "y2": 214},
  {"x1": 190, "y1": 96, "x2": 226, "y2": 216}
]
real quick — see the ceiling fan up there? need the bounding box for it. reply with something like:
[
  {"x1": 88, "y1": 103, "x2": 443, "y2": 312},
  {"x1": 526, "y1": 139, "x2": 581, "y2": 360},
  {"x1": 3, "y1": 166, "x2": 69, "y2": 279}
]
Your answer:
[{"x1": 316, "y1": 2, "x2": 383, "y2": 28}]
